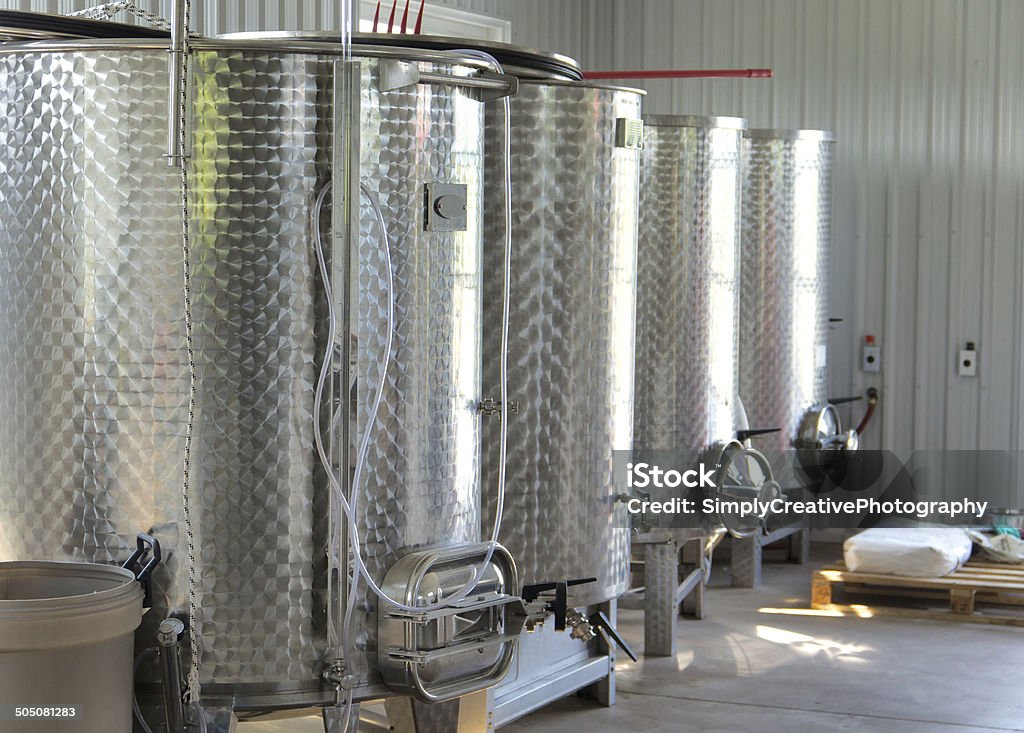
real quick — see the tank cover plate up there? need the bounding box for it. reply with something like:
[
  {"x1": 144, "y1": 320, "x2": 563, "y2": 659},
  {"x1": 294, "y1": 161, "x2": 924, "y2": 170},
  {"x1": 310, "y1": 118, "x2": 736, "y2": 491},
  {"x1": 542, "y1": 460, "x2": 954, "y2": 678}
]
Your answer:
[{"x1": 425, "y1": 183, "x2": 468, "y2": 232}]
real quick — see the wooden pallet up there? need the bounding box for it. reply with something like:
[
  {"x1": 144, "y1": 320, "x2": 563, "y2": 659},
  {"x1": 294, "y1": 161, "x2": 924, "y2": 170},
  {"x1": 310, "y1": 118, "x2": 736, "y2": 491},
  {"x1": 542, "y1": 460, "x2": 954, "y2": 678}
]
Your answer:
[{"x1": 811, "y1": 561, "x2": 1024, "y2": 627}]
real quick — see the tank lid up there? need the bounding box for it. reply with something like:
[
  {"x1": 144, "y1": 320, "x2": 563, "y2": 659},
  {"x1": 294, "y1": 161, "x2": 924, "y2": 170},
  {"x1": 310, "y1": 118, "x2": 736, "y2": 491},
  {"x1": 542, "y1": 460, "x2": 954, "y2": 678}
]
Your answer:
[
  {"x1": 219, "y1": 31, "x2": 584, "y2": 81},
  {"x1": 0, "y1": 10, "x2": 169, "y2": 41},
  {"x1": 745, "y1": 128, "x2": 836, "y2": 142},
  {"x1": 643, "y1": 114, "x2": 747, "y2": 130}
]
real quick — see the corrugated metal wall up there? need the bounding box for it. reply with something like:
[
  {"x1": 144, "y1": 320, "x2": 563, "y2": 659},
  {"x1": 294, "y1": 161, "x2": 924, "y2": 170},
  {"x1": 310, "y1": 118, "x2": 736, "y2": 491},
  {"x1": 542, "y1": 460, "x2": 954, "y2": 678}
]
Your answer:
[
  {"x1": 511, "y1": 0, "x2": 1024, "y2": 463},
  {"x1": 4, "y1": 0, "x2": 1020, "y2": 462}
]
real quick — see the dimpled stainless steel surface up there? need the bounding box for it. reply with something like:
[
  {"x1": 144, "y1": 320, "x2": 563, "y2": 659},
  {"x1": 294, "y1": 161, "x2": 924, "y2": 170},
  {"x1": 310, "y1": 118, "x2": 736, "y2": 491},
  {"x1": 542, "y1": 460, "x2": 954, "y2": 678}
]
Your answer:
[
  {"x1": 187, "y1": 49, "x2": 324, "y2": 690},
  {"x1": 481, "y1": 81, "x2": 641, "y2": 606},
  {"x1": 0, "y1": 46, "x2": 187, "y2": 656},
  {"x1": 0, "y1": 41, "x2": 484, "y2": 706},
  {"x1": 739, "y1": 130, "x2": 834, "y2": 452},
  {"x1": 634, "y1": 116, "x2": 747, "y2": 453}
]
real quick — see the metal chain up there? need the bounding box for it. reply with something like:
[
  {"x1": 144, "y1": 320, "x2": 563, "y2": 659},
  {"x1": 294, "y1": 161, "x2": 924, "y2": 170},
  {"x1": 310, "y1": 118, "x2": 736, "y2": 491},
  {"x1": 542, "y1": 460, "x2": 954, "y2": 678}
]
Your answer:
[
  {"x1": 172, "y1": 0, "x2": 203, "y2": 706},
  {"x1": 69, "y1": 2, "x2": 173, "y2": 30}
]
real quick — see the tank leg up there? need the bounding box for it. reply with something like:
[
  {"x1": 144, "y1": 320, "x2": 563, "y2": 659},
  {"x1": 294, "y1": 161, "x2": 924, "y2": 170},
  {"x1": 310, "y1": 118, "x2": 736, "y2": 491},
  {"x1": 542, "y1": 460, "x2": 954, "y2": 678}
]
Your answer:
[
  {"x1": 322, "y1": 703, "x2": 360, "y2": 733},
  {"x1": 788, "y1": 528, "x2": 811, "y2": 564},
  {"x1": 680, "y1": 537, "x2": 706, "y2": 619},
  {"x1": 586, "y1": 599, "x2": 617, "y2": 707},
  {"x1": 385, "y1": 695, "x2": 485, "y2": 733},
  {"x1": 731, "y1": 533, "x2": 762, "y2": 588},
  {"x1": 644, "y1": 540, "x2": 678, "y2": 656}
]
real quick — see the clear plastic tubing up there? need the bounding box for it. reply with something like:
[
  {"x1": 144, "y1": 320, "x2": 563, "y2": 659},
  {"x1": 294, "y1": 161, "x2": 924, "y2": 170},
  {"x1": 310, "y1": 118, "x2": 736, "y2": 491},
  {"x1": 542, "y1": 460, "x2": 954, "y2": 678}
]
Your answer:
[
  {"x1": 343, "y1": 55, "x2": 512, "y2": 613},
  {"x1": 312, "y1": 51, "x2": 513, "y2": 616},
  {"x1": 340, "y1": 0, "x2": 352, "y2": 60}
]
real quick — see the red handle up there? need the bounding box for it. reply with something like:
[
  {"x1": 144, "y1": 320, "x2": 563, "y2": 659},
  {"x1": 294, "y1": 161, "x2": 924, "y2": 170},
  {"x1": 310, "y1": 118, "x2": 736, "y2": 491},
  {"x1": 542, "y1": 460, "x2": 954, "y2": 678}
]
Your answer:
[{"x1": 582, "y1": 68, "x2": 773, "y2": 81}]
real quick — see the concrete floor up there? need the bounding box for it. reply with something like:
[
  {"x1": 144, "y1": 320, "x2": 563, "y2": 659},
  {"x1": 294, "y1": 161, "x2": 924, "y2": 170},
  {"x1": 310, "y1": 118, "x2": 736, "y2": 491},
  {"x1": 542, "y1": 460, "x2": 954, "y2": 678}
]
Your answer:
[{"x1": 247, "y1": 544, "x2": 1024, "y2": 732}]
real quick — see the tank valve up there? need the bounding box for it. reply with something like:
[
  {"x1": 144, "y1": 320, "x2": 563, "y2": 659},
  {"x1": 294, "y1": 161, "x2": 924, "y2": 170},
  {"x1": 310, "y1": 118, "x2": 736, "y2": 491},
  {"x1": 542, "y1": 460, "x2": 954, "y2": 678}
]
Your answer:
[
  {"x1": 322, "y1": 661, "x2": 356, "y2": 689},
  {"x1": 322, "y1": 661, "x2": 357, "y2": 705},
  {"x1": 565, "y1": 608, "x2": 597, "y2": 642}
]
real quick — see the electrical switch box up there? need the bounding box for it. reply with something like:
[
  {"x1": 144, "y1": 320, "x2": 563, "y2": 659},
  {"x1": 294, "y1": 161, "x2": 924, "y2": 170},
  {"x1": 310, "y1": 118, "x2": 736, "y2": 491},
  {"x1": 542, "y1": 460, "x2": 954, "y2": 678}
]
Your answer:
[
  {"x1": 862, "y1": 335, "x2": 880, "y2": 373},
  {"x1": 959, "y1": 342, "x2": 978, "y2": 377}
]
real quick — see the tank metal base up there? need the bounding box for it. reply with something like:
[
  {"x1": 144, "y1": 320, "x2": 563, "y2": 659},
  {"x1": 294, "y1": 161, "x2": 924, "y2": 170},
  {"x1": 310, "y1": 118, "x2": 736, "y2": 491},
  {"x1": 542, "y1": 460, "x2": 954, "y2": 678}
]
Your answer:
[{"x1": 482, "y1": 600, "x2": 619, "y2": 729}]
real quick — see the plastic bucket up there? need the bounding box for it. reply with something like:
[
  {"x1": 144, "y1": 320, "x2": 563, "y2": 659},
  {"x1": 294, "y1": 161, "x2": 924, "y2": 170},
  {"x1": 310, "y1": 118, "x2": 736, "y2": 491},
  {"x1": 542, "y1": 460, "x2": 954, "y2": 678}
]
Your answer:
[{"x1": 0, "y1": 561, "x2": 144, "y2": 732}]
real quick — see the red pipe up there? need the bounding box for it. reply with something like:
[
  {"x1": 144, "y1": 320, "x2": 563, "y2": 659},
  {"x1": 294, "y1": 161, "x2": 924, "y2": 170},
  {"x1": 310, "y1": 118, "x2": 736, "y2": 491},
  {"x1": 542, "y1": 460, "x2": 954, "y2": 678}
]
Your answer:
[
  {"x1": 372, "y1": 1, "x2": 381, "y2": 32},
  {"x1": 582, "y1": 68, "x2": 773, "y2": 81},
  {"x1": 414, "y1": 0, "x2": 425, "y2": 34}
]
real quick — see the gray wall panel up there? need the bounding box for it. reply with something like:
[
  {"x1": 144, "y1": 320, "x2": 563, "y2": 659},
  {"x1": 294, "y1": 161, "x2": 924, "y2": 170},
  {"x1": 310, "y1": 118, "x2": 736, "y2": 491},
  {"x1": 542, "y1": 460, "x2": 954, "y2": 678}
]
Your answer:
[{"x1": 510, "y1": 0, "x2": 1024, "y2": 462}]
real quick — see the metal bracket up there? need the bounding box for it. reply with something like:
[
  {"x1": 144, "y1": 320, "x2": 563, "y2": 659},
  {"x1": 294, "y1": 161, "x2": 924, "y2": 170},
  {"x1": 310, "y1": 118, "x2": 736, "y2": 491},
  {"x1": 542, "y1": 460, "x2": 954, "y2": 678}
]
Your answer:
[
  {"x1": 381, "y1": 59, "x2": 421, "y2": 92},
  {"x1": 615, "y1": 118, "x2": 644, "y2": 149},
  {"x1": 380, "y1": 59, "x2": 519, "y2": 102},
  {"x1": 382, "y1": 591, "x2": 520, "y2": 622},
  {"x1": 478, "y1": 398, "x2": 520, "y2": 417},
  {"x1": 460, "y1": 69, "x2": 520, "y2": 103}
]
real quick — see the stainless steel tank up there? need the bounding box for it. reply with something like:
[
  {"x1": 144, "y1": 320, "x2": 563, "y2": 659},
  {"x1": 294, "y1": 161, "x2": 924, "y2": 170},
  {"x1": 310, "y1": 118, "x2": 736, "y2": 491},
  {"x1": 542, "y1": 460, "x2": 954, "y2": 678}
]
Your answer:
[
  {"x1": 634, "y1": 115, "x2": 748, "y2": 455},
  {"x1": 0, "y1": 30, "x2": 497, "y2": 710},
  {"x1": 739, "y1": 129, "x2": 841, "y2": 455},
  {"x1": 634, "y1": 115, "x2": 782, "y2": 539},
  {"x1": 480, "y1": 80, "x2": 642, "y2": 607}
]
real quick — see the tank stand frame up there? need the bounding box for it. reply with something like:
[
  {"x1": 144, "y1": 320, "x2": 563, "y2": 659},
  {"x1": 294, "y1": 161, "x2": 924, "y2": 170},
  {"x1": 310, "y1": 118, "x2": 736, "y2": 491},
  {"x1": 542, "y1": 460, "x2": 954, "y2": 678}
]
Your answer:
[
  {"x1": 621, "y1": 530, "x2": 724, "y2": 657},
  {"x1": 730, "y1": 524, "x2": 810, "y2": 588}
]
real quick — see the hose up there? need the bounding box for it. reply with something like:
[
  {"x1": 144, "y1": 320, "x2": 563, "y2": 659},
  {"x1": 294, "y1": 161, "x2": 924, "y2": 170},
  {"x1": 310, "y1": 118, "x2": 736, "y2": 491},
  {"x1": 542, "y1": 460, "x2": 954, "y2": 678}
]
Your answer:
[
  {"x1": 133, "y1": 648, "x2": 207, "y2": 733},
  {"x1": 186, "y1": 702, "x2": 208, "y2": 733},
  {"x1": 312, "y1": 52, "x2": 513, "y2": 617},
  {"x1": 347, "y1": 51, "x2": 512, "y2": 610},
  {"x1": 855, "y1": 388, "x2": 879, "y2": 435},
  {"x1": 132, "y1": 648, "x2": 158, "y2": 733},
  {"x1": 309, "y1": 55, "x2": 512, "y2": 730},
  {"x1": 313, "y1": 161, "x2": 512, "y2": 615}
]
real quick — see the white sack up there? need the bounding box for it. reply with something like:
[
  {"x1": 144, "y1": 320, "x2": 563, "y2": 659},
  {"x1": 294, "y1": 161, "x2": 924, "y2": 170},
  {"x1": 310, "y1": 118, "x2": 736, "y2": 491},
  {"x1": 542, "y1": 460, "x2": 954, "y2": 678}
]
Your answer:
[{"x1": 843, "y1": 528, "x2": 972, "y2": 577}]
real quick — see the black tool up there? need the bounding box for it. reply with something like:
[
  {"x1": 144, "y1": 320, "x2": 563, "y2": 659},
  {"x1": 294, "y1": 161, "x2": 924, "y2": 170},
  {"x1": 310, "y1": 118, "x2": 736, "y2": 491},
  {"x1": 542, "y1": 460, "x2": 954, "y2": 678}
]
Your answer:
[
  {"x1": 736, "y1": 427, "x2": 782, "y2": 442},
  {"x1": 121, "y1": 533, "x2": 162, "y2": 608},
  {"x1": 589, "y1": 610, "x2": 638, "y2": 662},
  {"x1": 828, "y1": 395, "x2": 864, "y2": 406}
]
